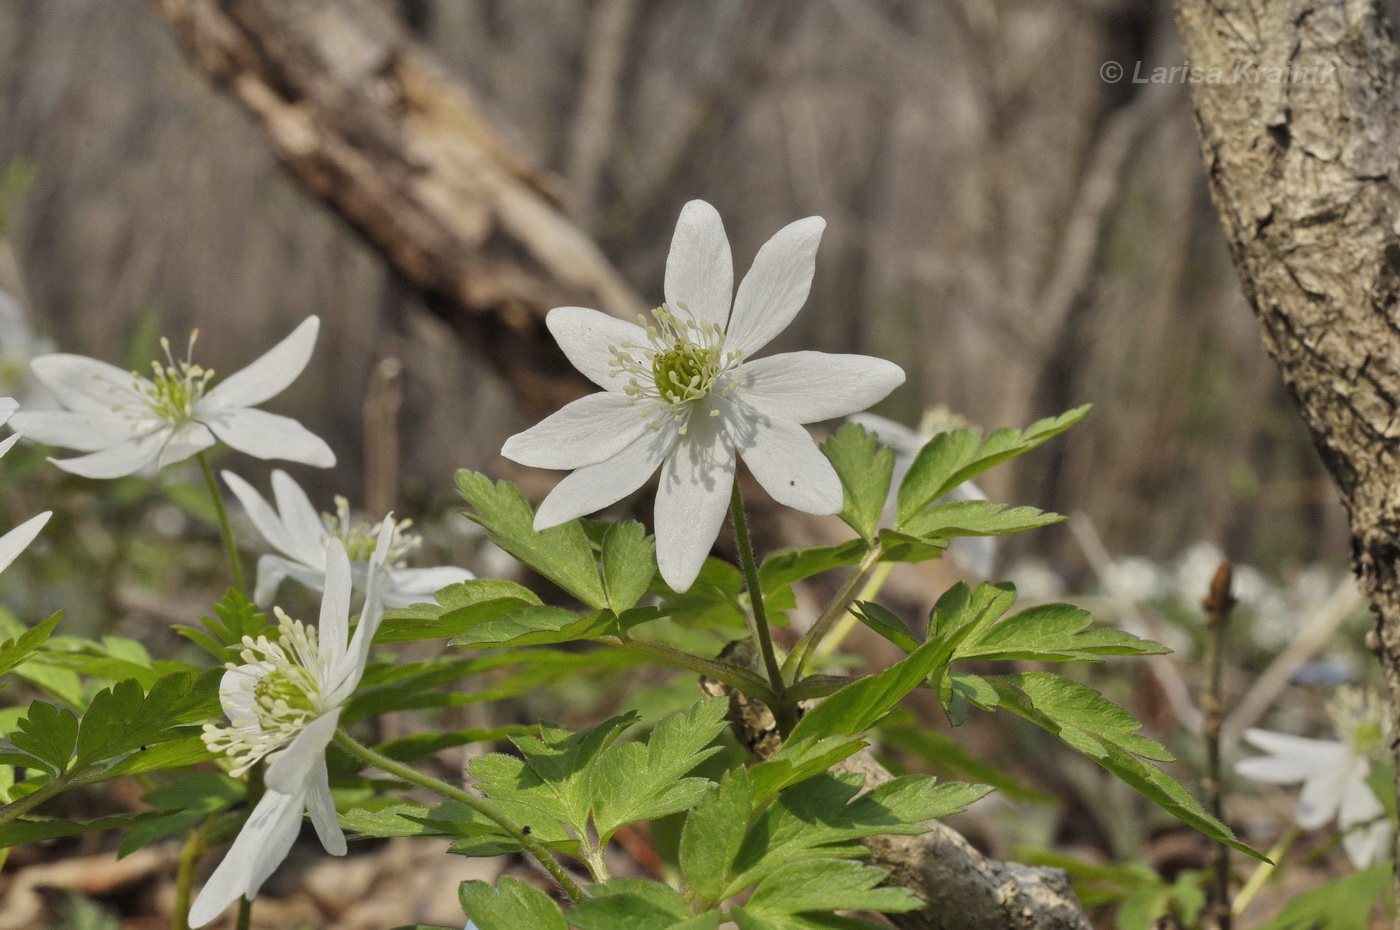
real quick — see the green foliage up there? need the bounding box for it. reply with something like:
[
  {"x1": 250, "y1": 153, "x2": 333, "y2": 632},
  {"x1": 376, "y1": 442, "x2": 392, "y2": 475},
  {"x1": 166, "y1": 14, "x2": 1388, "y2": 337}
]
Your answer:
[
  {"x1": 0, "y1": 612, "x2": 61, "y2": 682},
  {"x1": 119, "y1": 772, "x2": 243, "y2": 857},
  {"x1": 176, "y1": 589, "x2": 270, "y2": 660},
  {"x1": 1257, "y1": 862, "x2": 1393, "y2": 930},
  {"x1": 569, "y1": 879, "x2": 715, "y2": 930},
  {"x1": 821, "y1": 424, "x2": 894, "y2": 542},
  {"x1": 379, "y1": 579, "x2": 543, "y2": 644},
  {"x1": 460, "y1": 876, "x2": 568, "y2": 930}
]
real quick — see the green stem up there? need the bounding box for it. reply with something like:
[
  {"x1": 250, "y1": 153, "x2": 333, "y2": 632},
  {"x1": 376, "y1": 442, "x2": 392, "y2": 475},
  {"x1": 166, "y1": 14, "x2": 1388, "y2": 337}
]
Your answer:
[
  {"x1": 814, "y1": 560, "x2": 895, "y2": 659},
  {"x1": 1232, "y1": 825, "x2": 1298, "y2": 917},
  {"x1": 0, "y1": 774, "x2": 71, "y2": 831},
  {"x1": 728, "y1": 482, "x2": 785, "y2": 696},
  {"x1": 610, "y1": 636, "x2": 777, "y2": 706},
  {"x1": 197, "y1": 451, "x2": 245, "y2": 595},
  {"x1": 172, "y1": 822, "x2": 209, "y2": 930},
  {"x1": 786, "y1": 545, "x2": 884, "y2": 679},
  {"x1": 235, "y1": 898, "x2": 252, "y2": 930},
  {"x1": 333, "y1": 730, "x2": 588, "y2": 904}
]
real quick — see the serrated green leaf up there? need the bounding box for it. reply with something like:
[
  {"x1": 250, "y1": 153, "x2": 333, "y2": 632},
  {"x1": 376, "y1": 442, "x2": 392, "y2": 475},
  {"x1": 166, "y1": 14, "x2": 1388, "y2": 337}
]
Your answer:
[
  {"x1": 450, "y1": 606, "x2": 616, "y2": 648},
  {"x1": 375, "y1": 725, "x2": 533, "y2": 762},
  {"x1": 95, "y1": 734, "x2": 213, "y2": 781},
  {"x1": 176, "y1": 589, "x2": 270, "y2": 661},
  {"x1": 460, "y1": 876, "x2": 568, "y2": 930},
  {"x1": 850, "y1": 602, "x2": 918, "y2": 654},
  {"x1": 748, "y1": 737, "x2": 867, "y2": 806},
  {"x1": 602, "y1": 521, "x2": 656, "y2": 611},
  {"x1": 650, "y1": 557, "x2": 747, "y2": 629},
  {"x1": 879, "y1": 725, "x2": 1053, "y2": 803},
  {"x1": 456, "y1": 470, "x2": 607, "y2": 608},
  {"x1": 957, "y1": 603, "x2": 1169, "y2": 663},
  {"x1": 119, "y1": 773, "x2": 243, "y2": 857},
  {"x1": 378, "y1": 579, "x2": 543, "y2": 643},
  {"x1": 745, "y1": 859, "x2": 921, "y2": 917},
  {"x1": 759, "y1": 541, "x2": 868, "y2": 595},
  {"x1": 0, "y1": 811, "x2": 159, "y2": 850},
  {"x1": 0, "y1": 612, "x2": 61, "y2": 678},
  {"x1": 896, "y1": 406, "x2": 1089, "y2": 527},
  {"x1": 71, "y1": 671, "x2": 220, "y2": 773},
  {"x1": 900, "y1": 500, "x2": 1063, "y2": 541},
  {"x1": 680, "y1": 768, "x2": 752, "y2": 903},
  {"x1": 1256, "y1": 861, "x2": 1392, "y2": 930},
  {"x1": 822, "y1": 423, "x2": 895, "y2": 542},
  {"x1": 568, "y1": 878, "x2": 692, "y2": 929},
  {"x1": 786, "y1": 638, "x2": 947, "y2": 746},
  {"x1": 10, "y1": 701, "x2": 79, "y2": 774},
  {"x1": 591, "y1": 700, "x2": 725, "y2": 839}
]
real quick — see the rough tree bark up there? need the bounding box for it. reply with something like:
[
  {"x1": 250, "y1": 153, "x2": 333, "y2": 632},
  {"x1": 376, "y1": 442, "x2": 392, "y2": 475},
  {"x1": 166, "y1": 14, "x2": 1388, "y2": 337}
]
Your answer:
[
  {"x1": 1174, "y1": 0, "x2": 1400, "y2": 908},
  {"x1": 149, "y1": 0, "x2": 1098, "y2": 925},
  {"x1": 151, "y1": 0, "x2": 644, "y2": 413}
]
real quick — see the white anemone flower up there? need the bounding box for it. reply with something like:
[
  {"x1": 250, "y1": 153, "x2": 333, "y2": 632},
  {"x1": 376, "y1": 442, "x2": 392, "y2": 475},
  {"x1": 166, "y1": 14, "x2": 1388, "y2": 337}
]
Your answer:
[
  {"x1": 502, "y1": 200, "x2": 905, "y2": 591},
  {"x1": 222, "y1": 468, "x2": 473, "y2": 607},
  {"x1": 847, "y1": 408, "x2": 996, "y2": 578},
  {"x1": 11, "y1": 317, "x2": 334, "y2": 478},
  {"x1": 1236, "y1": 688, "x2": 1392, "y2": 868},
  {"x1": 0, "y1": 398, "x2": 50, "y2": 570},
  {"x1": 190, "y1": 523, "x2": 393, "y2": 927}
]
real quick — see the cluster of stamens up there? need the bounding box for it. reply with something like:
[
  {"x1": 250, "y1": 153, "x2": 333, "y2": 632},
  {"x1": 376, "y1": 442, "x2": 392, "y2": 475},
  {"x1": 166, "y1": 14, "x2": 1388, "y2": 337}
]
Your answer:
[
  {"x1": 201, "y1": 609, "x2": 323, "y2": 775},
  {"x1": 1327, "y1": 687, "x2": 1390, "y2": 757},
  {"x1": 607, "y1": 304, "x2": 743, "y2": 434},
  {"x1": 136, "y1": 333, "x2": 214, "y2": 424},
  {"x1": 324, "y1": 497, "x2": 420, "y2": 567}
]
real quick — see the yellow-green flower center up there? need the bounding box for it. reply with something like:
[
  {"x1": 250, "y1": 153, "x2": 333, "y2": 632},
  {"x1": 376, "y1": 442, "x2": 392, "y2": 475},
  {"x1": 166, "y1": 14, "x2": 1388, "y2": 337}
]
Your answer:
[
  {"x1": 608, "y1": 304, "x2": 743, "y2": 434},
  {"x1": 137, "y1": 334, "x2": 213, "y2": 424},
  {"x1": 324, "y1": 496, "x2": 420, "y2": 566},
  {"x1": 1328, "y1": 687, "x2": 1389, "y2": 756}
]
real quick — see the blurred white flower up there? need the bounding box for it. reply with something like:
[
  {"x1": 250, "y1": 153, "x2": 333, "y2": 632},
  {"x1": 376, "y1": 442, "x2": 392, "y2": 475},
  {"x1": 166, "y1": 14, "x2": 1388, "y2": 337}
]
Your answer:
[
  {"x1": 502, "y1": 200, "x2": 904, "y2": 591},
  {"x1": 1003, "y1": 558, "x2": 1066, "y2": 601},
  {"x1": 1102, "y1": 556, "x2": 1168, "y2": 604},
  {"x1": 12, "y1": 317, "x2": 334, "y2": 478},
  {"x1": 222, "y1": 468, "x2": 472, "y2": 608},
  {"x1": 191, "y1": 526, "x2": 392, "y2": 926},
  {"x1": 0, "y1": 397, "x2": 49, "y2": 572},
  {"x1": 1236, "y1": 688, "x2": 1391, "y2": 868},
  {"x1": 847, "y1": 408, "x2": 996, "y2": 578},
  {"x1": 0, "y1": 286, "x2": 53, "y2": 405}
]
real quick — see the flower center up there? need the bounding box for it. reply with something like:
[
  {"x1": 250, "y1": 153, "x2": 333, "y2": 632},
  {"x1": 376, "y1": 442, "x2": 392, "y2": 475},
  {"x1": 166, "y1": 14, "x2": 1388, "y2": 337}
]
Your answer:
[
  {"x1": 608, "y1": 304, "x2": 743, "y2": 433},
  {"x1": 1327, "y1": 687, "x2": 1389, "y2": 756},
  {"x1": 138, "y1": 333, "x2": 214, "y2": 424},
  {"x1": 324, "y1": 496, "x2": 420, "y2": 566},
  {"x1": 201, "y1": 609, "x2": 324, "y2": 776}
]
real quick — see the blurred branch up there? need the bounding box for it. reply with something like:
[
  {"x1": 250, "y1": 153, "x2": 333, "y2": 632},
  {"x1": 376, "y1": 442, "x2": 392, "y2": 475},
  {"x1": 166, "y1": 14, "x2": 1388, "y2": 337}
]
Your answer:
[
  {"x1": 565, "y1": 0, "x2": 640, "y2": 224},
  {"x1": 150, "y1": 0, "x2": 644, "y2": 413}
]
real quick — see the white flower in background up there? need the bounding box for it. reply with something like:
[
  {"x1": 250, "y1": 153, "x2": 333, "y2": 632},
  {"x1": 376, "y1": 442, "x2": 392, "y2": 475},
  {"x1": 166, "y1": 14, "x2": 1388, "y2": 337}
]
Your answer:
[
  {"x1": 190, "y1": 525, "x2": 393, "y2": 927},
  {"x1": 222, "y1": 469, "x2": 472, "y2": 607},
  {"x1": 502, "y1": 201, "x2": 904, "y2": 591},
  {"x1": 11, "y1": 317, "x2": 334, "y2": 478},
  {"x1": 0, "y1": 286, "x2": 53, "y2": 405},
  {"x1": 0, "y1": 398, "x2": 50, "y2": 571},
  {"x1": 1236, "y1": 688, "x2": 1392, "y2": 868},
  {"x1": 847, "y1": 408, "x2": 996, "y2": 578}
]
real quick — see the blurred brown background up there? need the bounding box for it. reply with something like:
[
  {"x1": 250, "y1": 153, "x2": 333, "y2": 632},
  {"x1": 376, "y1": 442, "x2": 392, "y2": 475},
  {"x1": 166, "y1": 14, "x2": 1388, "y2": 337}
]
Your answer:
[{"x1": 0, "y1": 0, "x2": 1351, "y2": 578}]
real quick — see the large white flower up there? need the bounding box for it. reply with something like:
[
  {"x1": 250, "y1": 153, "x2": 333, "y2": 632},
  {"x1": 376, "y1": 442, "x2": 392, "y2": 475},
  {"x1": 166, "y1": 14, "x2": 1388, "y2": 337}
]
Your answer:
[
  {"x1": 11, "y1": 317, "x2": 334, "y2": 478},
  {"x1": 1236, "y1": 689, "x2": 1392, "y2": 868},
  {"x1": 0, "y1": 398, "x2": 50, "y2": 571},
  {"x1": 502, "y1": 201, "x2": 905, "y2": 591},
  {"x1": 847, "y1": 409, "x2": 996, "y2": 578},
  {"x1": 190, "y1": 524, "x2": 392, "y2": 927},
  {"x1": 222, "y1": 468, "x2": 473, "y2": 607}
]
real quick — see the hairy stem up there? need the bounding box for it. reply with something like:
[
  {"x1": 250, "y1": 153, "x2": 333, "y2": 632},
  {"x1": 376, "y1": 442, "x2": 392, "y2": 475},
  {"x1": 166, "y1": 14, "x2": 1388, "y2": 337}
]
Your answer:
[
  {"x1": 197, "y1": 451, "x2": 245, "y2": 595},
  {"x1": 815, "y1": 560, "x2": 896, "y2": 658},
  {"x1": 333, "y1": 730, "x2": 588, "y2": 903},
  {"x1": 728, "y1": 481, "x2": 786, "y2": 695}
]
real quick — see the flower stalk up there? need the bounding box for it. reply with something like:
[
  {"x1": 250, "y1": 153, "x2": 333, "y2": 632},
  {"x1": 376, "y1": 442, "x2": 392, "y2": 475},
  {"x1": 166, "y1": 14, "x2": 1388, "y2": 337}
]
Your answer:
[
  {"x1": 197, "y1": 450, "x2": 245, "y2": 595},
  {"x1": 728, "y1": 481, "x2": 786, "y2": 699},
  {"x1": 787, "y1": 544, "x2": 885, "y2": 679}
]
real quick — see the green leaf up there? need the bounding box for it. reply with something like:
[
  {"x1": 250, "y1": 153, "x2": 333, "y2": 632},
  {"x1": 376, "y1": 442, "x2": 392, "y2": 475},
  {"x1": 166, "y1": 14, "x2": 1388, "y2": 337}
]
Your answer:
[
  {"x1": 602, "y1": 521, "x2": 657, "y2": 611},
  {"x1": 786, "y1": 638, "x2": 947, "y2": 745},
  {"x1": 990, "y1": 673, "x2": 1261, "y2": 859},
  {"x1": 879, "y1": 724, "x2": 1054, "y2": 803},
  {"x1": 956, "y1": 603, "x2": 1170, "y2": 663},
  {"x1": 378, "y1": 580, "x2": 542, "y2": 644},
  {"x1": 457, "y1": 471, "x2": 607, "y2": 608},
  {"x1": 0, "y1": 812, "x2": 159, "y2": 850},
  {"x1": 680, "y1": 768, "x2": 752, "y2": 902},
  {"x1": 590, "y1": 700, "x2": 726, "y2": 840},
  {"x1": 375, "y1": 725, "x2": 534, "y2": 762},
  {"x1": 849, "y1": 602, "x2": 918, "y2": 654},
  {"x1": 72, "y1": 672, "x2": 220, "y2": 774},
  {"x1": 450, "y1": 606, "x2": 616, "y2": 648},
  {"x1": 896, "y1": 406, "x2": 1089, "y2": 526},
  {"x1": 95, "y1": 734, "x2": 214, "y2": 781},
  {"x1": 747, "y1": 737, "x2": 867, "y2": 806},
  {"x1": 9, "y1": 701, "x2": 79, "y2": 775},
  {"x1": 822, "y1": 423, "x2": 895, "y2": 542},
  {"x1": 745, "y1": 859, "x2": 920, "y2": 917},
  {"x1": 568, "y1": 879, "x2": 695, "y2": 929},
  {"x1": 0, "y1": 612, "x2": 61, "y2": 678},
  {"x1": 119, "y1": 773, "x2": 243, "y2": 857},
  {"x1": 459, "y1": 876, "x2": 568, "y2": 930},
  {"x1": 759, "y1": 541, "x2": 869, "y2": 594},
  {"x1": 899, "y1": 500, "x2": 1063, "y2": 541},
  {"x1": 176, "y1": 589, "x2": 270, "y2": 660},
  {"x1": 1257, "y1": 861, "x2": 1392, "y2": 930},
  {"x1": 650, "y1": 558, "x2": 747, "y2": 629}
]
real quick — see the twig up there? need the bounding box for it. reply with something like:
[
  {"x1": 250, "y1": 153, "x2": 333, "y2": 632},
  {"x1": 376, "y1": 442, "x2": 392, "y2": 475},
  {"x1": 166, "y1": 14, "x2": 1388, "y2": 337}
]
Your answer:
[{"x1": 1201, "y1": 561, "x2": 1236, "y2": 930}]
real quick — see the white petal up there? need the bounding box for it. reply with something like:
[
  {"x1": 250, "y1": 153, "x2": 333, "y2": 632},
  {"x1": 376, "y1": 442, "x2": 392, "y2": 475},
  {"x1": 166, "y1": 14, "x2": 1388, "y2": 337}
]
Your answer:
[
  {"x1": 501, "y1": 392, "x2": 649, "y2": 470},
  {"x1": 382, "y1": 566, "x2": 475, "y2": 608},
  {"x1": 533, "y1": 427, "x2": 676, "y2": 529},
  {"x1": 664, "y1": 200, "x2": 734, "y2": 331},
  {"x1": 1242, "y1": 729, "x2": 1344, "y2": 763},
  {"x1": 337, "y1": 520, "x2": 395, "y2": 685},
  {"x1": 724, "y1": 216, "x2": 825, "y2": 357},
  {"x1": 218, "y1": 661, "x2": 274, "y2": 727},
  {"x1": 0, "y1": 434, "x2": 17, "y2": 460},
  {"x1": 222, "y1": 471, "x2": 303, "y2": 561},
  {"x1": 1234, "y1": 731, "x2": 1346, "y2": 784},
  {"x1": 49, "y1": 429, "x2": 170, "y2": 478},
  {"x1": 305, "y1": 757, "x2": 346, "y2": 855},
  {"x1": 29, "y1": 354, "x2": 148, "y2": 414},
  {"x1": 252, "y1": 554, "x2": 299, "y2": 606},
  {"x1": 0, "y1": 398, "x2": 17, "y2": 426},
  {"x1": 732, "y1": 352, "x2": 905, "y2": 424},
  {"x1": 1339, "y1": 771, "x2": 1390, "y2": 868},
  {"x1": 847, "y1": 413, "x2": 924, "y2": 457},
  {"x1": 0, "y1": 511, "x2": 49, "y2": 575},
  {"x1": 317, "y1": 540, "x2": 353, "y2": 676},
  {"x1": 154, "y1": 421, "x2": 217, "y2": 468},
  {"x1": 9, "y1": 410, "x2": 137, "y2": 453},
  {"x1": 1295, "y1": 755, "x2": 1355, "y2": 830},
  {"x1": 545, "y1": 307, "x2": 647, "y2": 391},
  {"x1": 654, "y1": 416, "x2": 734, "y2": 592},
  {"x1": 201, "y1": 407, "x2": 336, "y2": 468},
  {"x1": 265, "y1": 710, "x2": 340, "y2": 795},
  {"x1": 271, "y1": 470, "x2": 332, "y2": 565},
  {"x1": 202, "y1": 317, "x2": 320, "y2": 409},
  {"x1": 188, "y1": 787, "x2": 306, "y2": 928},
  {"x1": 730, "y1": 409, "x2": 842, "y2": 515}
]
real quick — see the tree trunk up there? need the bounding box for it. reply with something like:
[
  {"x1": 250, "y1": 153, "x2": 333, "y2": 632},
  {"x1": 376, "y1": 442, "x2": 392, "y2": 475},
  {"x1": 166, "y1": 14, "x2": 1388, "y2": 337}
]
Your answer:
[{"x1": 1174, "y1": 0, "x2": 1400, "y2": 906}]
